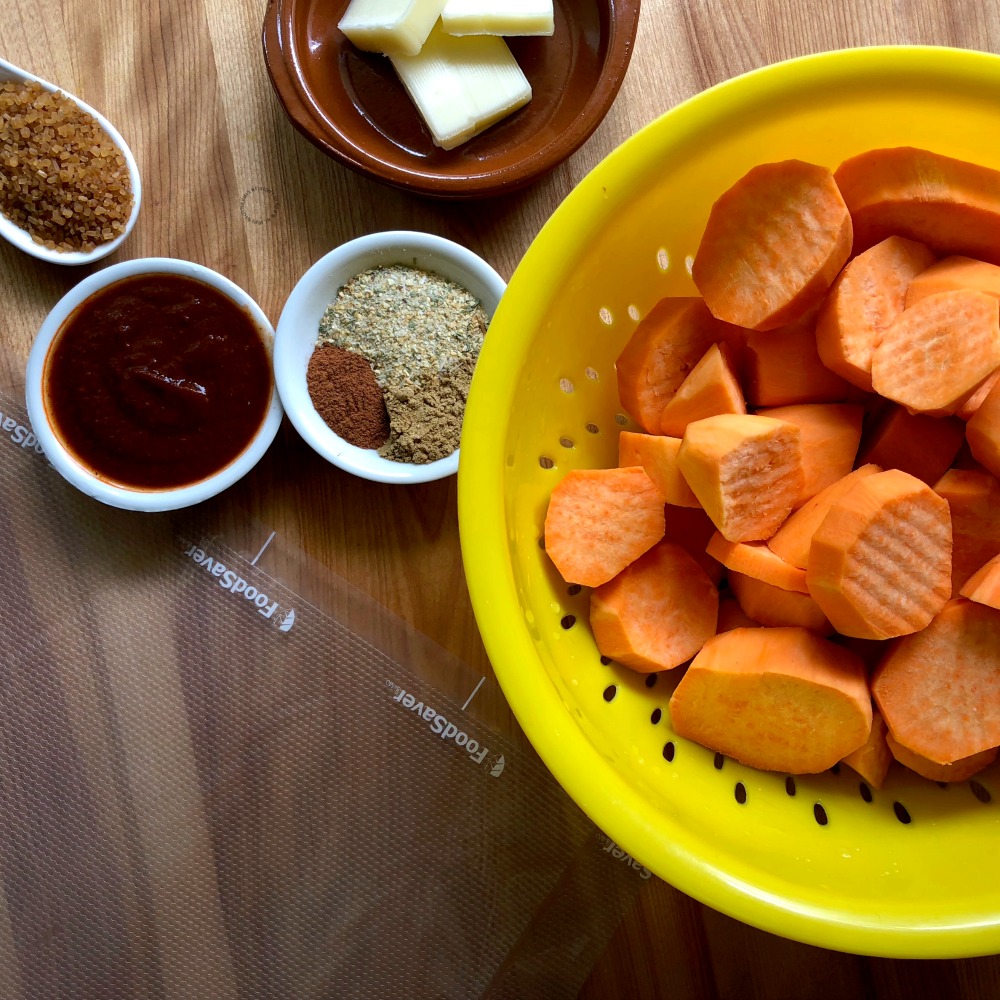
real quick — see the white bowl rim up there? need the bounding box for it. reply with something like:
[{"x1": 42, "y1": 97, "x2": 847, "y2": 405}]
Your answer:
[
  {"x1": 25, "y1": 256, "x2": 284, "y2": 511},
  {"x1": 0, "y1": 56, "x2": 142, "y2": 266},
  {"x1": 274, "y1": 229, "x2": 507, "y2": 485}
]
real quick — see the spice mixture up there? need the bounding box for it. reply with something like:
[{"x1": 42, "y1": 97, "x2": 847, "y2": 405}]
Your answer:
[
  {"x1": 316, "y1": 264, "x2": 488, "y2": 464},
  {"x1": 0, "y1": 80, "x2": 133, "y2": 252}
]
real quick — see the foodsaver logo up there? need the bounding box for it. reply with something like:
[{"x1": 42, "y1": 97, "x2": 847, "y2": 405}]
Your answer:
[
  {"x1": 389, "y1": 681, "x2": 504, "y2": 777},
  {"x1": 183, "y1": 543, "x2": 294, "y2": 628},
  {"x1": 0, "y1": 411, "x2": 46, "y2": 457},
  {"x1": 600, "y1": 837, "x2": 652, "y2": 880}
]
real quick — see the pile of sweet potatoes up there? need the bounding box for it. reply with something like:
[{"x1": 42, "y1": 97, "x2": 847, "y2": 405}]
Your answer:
[{"x1": 544, "y1": 147, "x2": 1000, "y2": 786}]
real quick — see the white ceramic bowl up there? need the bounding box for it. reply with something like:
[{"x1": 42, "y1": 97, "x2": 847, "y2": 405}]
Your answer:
[
  {"x1": 274, "y1": 230, "x2": 506, "y2": 484},
  {"x1": 0, "y1": 57, "x2": 142, "y2": 265},
  {"x1": 25, "y1": 257, "x2": 284, "y2": 511}
]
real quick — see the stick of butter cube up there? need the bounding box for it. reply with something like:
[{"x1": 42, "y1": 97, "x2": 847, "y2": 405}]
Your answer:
[
  {"x1": 440, "y1": 0, "x2": 554, "y2": 36},
  {"x1": 338, "y1": 0, "x2": 447, "y2": 57},
  {"x1": 390, "y1": 24, "x2": 532, "y2": 150}
]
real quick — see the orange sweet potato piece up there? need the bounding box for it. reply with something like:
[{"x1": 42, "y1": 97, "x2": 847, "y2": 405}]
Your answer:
[
  {"x1": 677, "y1": 414, "x2": 803, "y2": 543},
  {"x1": 544, "y1": 467, "x2": 665, "y2": 587},
  {"x1": 668, "y1": 626, "x2": 872, "y2": 773},
  {"x1": 618, "y1": 431, "x2": 699, "y2": 507},
  {"x1": 717, "y1": 596, "x2": 760, "y2": 632},
  {"x1": 815, "y1": 235, "x2": 936, "y2": 392},
  {"x1": 692, "y1": 160, "x2": 852, "y2": 331},
  {"x1": 744, "y1": 314, "x2": 857, "y2": 407},
  {"x1": 662, "y1": 504, "x2": 724, "y2": 584},
  {"x1": 842, "y1": 711, "x2": 893, "y2": 789},
  {"x1": 934, "y1": 468, "x2": 1000, "y2": 595},
  {"x1": 615, "y1": 297, "x2": 745, "y2": 433},
  {"x1": 835, "y1": 147, "x2": 1000, "y2": 265},
  {"x1": 906, "y1": 255, "x2": 1000, "y2": 307},
  {"x1": 659, "y1": 342, "x2": 746, "y2": 436},
  {"x1": 767, "y1": 464, "x2": 881, "y2": 570},
  {"x1": 966, "y1": 378, "x2": 1000, "y2": 479},
  {"x1": 885, "y1": 730, "x2": 997, "y2": 783},
  {"x1": 855, "y1": 402, "x2": 966, "y2": 486},
  {"x1": 706, "y1": 532, "x2": 808, "y2": 593},
  {"x1": 870, "y1": 289, "x2": 1000, "y2": 417},
  {"x1": 727, "y1": 572, "x2": 832, "y2": 634},
  {"x1": 959, "y1": 553, "x2": 1000, "y2": 610},
  {"x1": 590, "y1": 541, "x2": 719, "y2": 673},
  {"x1": 756, "y1": 403, "x2": 863, "y2": 506},
  {"x1": 872, "y1": 599, "x2": 1000, "y2": 764},
  {"x1": 958, "y1": 370, "x2": 1000, "y2": 421},
  {"x1": 806, "y1": 469, "x2": 952, "y2": 639}
]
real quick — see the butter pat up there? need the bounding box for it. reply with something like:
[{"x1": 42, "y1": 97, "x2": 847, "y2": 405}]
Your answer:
[
  {"x1": 440, "y1": 0, "x2": 554, "y2": 36},
  {"x1": 390, "y1": 25, "x2": 531, "y2": 150},
  {"x1": 338, "y1": 0, "x2": 447, "y2": 57}
]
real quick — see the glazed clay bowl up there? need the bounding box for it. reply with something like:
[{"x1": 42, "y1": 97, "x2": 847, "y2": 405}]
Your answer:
[{"x1": 261, "y1": 0, "x2": 641, "y2": 198}]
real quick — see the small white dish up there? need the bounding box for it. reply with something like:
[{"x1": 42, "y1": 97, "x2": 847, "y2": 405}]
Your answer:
[
  {"x1": 25, "y1": 257, "x2": 284, "y2": 511},
  {"x1": 274, "y1": 230, "x2": 506, "y2": 484},
  {"x1": 0, "y1": 56, "x2": 142, "y2": 265}
]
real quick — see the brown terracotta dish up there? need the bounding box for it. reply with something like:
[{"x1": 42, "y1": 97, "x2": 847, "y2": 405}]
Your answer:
[{"x1": 261, "y1": 0, "x2": 641, "y2": 198}]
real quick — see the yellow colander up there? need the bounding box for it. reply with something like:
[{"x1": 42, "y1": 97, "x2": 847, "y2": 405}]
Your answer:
[{"x1": 458, "y1": 46, "x2": 1000, "y2": 958}]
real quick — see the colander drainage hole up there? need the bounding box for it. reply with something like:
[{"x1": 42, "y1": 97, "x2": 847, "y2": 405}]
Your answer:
[
  {"x1": 971, "y1": 780, "x2": 992, "y2": 804},
  {"x1": 644, "y1": 673, "x2": 658, "y2": 688},
  {"x1": 600, "y1": 655, "x2": 612, "y2": 665},
  {"x1": 585, "y1": 422, "x2": 600, "y2": 434},
  {"x1": 893, "y1": 802, "x2": 912, "y2": 824},
  {"x1": 785, "y1": 776, "x2": 796, "y2": 796},
  {"x1": 829, "y1": 762, "x2": 841, "y2": 776},
  {"x1": 567, "y1": 584, "x2": 582, "y2": 596},
  {"x1": 713, "y1": 752, "x2": 725, "y2": 770},
  {"x1": 602, "y1": 684, "x2": 617, "y2": 702},
  {"x1": 662, "y1": 742, "x2": 675, "y2": 762},
  {"x1": 859, "y1": 782, "x2": 873, "y2": 803},
  {"x1": 560, "y1": 614, "x2": 576, "y2": 629},
  {"x1": 813, "y1": 803, "x2": 829, "y2": 826},
  {"x1": 539, "y1": 456, "x2": 555, "y2": 469},
  {"x1": 735, "y1": 782, "x2": 747, "y2": 805},
  {"x1": 650, "y1": 708, "x2": 662, "y2": 725}
]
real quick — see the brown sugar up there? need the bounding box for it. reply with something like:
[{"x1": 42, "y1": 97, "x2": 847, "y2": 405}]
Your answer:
[
  {"x1": 0, "y1": 80, "x2": 133, "y2": 252},
  {"x1": 306, "y1": 344, "x2": 390, "y2": 450}
]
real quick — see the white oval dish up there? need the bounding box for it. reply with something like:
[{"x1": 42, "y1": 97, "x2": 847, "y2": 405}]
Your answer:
[
  {"x1": 0, "y1": 56, "x2": 142, "y2": 265},
  {"x1": 25, "y1": 257, "x2": 284, "y2": 511},
  {"x1": 274, "y1": 230, "x2": 506, "y2": 484}
]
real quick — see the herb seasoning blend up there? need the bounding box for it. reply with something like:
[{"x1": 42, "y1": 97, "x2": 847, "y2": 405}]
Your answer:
[{"x1": 317, "y1": 264, "x2": 488, "y2": 464}]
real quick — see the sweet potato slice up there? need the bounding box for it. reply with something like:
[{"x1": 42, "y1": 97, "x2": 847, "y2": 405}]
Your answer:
[
  {"x1": 717, "y1": 596, "x2": 760, "y2": 633},
  {"x1": 727, "y1": 572, "x2": 832, "y2": 634},
  {"x1": 668, "y1": 626, "x2": 872, "y2": 773},
  {"x1": 744, "y1": 313, "x2": 857, "y2": 407},
  {"x1": 757, "y1": 403, "x2": 863, "y2": 506},
  {"x1": 934, "y1": 468, "x2": 1000, "y2": 595},
  {"x1": 767, "y1": 464, "x2": 881, "y2": 570},
  {"x1": 842, "y1": 711, "x2": 893, "y2": 789},
  {"x1": 872, "y1": 599, "x2": 1000, "y2": 764},
  {"x1": 677, "y1": 414, "x2": 803, "y2": 542},
  {"x1": 615, "y1": 297, "x2": 745, "y2": 433},
  {"x1": 706, "y1": 532, "x2": 809, "y2": 593},
  {"x1": 618, "y1": 432, "x2": 699, "y2": 507},
  {"x1": 959, "y1": 553, "x2": 1000, "y2": 610},
  {"x1": 544, "y1": 467, "x2": 665, "y2": 587},
  {"x1": 590, "y1": 541, "x2": 719, "y2": 673},
  {"x1": 966, "y1": 378, "x2": 1000, "y2": 479},
  {"x1": 806, "y1": 469, "x2": 952, "y2": 639},
  {"x1": 815, "y1": 235, "x2": 936, "y2": 392},
  {"x1": 870, "y1": 289, "x2": 1000, "y2": 417},
  {"x1": 906, "y1": 255, "x2": 1000, "y2": 307},
  {"x1": 835, "y1": 147, "x2": 1000, "y2": 264},
  {"x1": 692, "y1": 159, "x2": 852, "y2": 331},
  {"x1": 885, "y1": 730, "x2": 997, "y2": 783},
  {"x1": 855, "y1": 402, "x2": 965, "y2": 486},
  {"x1": 958, "y1": 370, "x2": 1000, "y2": 421},
  {"x1": 659, "y1": 342, "x2": 746, "y2": 436}
]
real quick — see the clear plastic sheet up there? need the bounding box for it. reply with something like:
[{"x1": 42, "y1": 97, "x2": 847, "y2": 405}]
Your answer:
[{"x1": 0, "y1": 386, "x2": 650, "y2": 999}]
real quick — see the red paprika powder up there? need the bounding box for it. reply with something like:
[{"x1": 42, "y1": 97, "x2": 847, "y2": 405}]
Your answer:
[{"x1": 306, "y1": 344, "x2": 390, "y2": 450}]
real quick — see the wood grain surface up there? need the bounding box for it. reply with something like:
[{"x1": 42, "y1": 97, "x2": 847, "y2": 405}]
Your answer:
[{"x1": 4, "y1": 0, "x2": 1000, "y2": 997}]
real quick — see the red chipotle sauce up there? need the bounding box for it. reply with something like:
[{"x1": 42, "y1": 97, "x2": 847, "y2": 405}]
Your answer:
[{"x1": 44, "y1": 273, "x2": 273, "y2": 490}]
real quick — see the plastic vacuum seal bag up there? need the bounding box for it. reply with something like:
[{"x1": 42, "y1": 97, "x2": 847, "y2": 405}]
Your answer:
[{"x1": 0, "y1": 386, "x2": 650, "y2": 999}]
